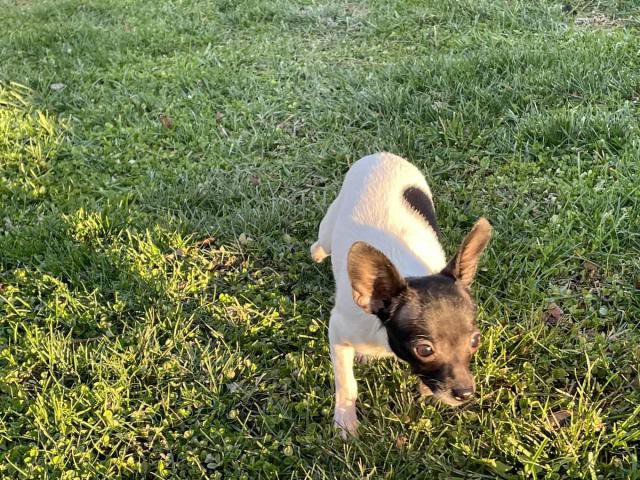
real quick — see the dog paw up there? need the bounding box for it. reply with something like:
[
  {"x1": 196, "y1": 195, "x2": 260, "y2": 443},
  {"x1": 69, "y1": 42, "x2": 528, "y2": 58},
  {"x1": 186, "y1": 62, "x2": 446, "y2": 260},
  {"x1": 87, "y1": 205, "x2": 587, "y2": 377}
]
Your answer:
[
  {"x1": 334, "y1": 408, "x2": 359, "y2": 439},
  {"x1": 310, "y1": 242, "x2": 328, "y2": 263}
]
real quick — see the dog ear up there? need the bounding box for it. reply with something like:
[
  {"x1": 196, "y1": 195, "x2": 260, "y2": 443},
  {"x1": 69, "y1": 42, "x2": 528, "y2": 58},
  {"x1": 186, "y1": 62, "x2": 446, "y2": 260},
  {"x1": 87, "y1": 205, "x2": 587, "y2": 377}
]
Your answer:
[
  {"x1": 442, "y1": 217, "x2": 492, "y2": 287},
  {"x1": 347, "y1": 242, "x2": 406, "y2": 315}
]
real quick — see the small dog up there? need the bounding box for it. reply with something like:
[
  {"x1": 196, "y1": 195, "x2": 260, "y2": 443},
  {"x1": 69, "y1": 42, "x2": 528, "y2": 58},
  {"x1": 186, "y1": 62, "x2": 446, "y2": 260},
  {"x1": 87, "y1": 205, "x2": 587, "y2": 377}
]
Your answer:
[{"x1": 311, "y1": 152, "x2": 492, "y2": 437}]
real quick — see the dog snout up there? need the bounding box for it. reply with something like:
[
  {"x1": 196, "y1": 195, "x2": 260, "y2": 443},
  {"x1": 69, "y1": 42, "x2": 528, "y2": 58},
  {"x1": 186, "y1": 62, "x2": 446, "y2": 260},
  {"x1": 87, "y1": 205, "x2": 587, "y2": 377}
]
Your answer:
[{"x1": 451, "y1": 385, "x2": 474, "y2": 402}]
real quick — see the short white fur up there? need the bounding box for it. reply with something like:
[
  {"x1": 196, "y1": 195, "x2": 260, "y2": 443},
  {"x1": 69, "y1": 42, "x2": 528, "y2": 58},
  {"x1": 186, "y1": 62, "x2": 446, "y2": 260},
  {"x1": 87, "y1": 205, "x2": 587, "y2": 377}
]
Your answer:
[{"x1": 310, "y1": 152, "x2": 448, "y2": 436}]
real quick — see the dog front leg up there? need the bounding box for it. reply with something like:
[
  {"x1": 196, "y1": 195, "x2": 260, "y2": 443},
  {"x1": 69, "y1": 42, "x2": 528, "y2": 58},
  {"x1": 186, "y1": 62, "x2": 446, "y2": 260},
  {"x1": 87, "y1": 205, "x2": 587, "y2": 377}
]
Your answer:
[{"x1": 331, "y1": 342, "x2": 359, "y2": 437}]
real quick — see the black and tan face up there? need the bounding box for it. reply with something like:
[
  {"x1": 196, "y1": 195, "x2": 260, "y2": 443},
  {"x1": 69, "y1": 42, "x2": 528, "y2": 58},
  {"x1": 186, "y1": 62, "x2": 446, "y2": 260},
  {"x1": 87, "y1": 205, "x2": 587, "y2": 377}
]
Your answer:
[
  {"x1": 386, "y1": 276, "x2": 480, "y2": 405},
  {"x1": 348, "y1": 218, "x2": 492, "y2": 406}
]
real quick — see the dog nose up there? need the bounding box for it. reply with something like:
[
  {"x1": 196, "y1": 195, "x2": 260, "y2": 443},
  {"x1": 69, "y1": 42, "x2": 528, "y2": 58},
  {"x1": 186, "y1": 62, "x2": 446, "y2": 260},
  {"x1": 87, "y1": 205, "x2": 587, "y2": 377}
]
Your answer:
[{"x1": 451, "y1": 386, "x2": 474, "y2": 401}]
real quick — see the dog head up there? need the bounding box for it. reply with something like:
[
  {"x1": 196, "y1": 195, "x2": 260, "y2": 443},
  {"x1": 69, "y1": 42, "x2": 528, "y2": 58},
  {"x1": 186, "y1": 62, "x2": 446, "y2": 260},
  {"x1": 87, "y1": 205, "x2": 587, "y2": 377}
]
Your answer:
[{"x1": 347, "y1": 218, "x2": 492, "y2": 405}]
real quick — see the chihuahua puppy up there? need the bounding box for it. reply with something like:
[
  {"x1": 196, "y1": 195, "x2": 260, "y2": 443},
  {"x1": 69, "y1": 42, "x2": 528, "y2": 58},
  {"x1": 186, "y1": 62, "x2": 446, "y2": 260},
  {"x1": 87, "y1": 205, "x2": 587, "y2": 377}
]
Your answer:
[{"x1": 311, "y1": 152, "x2": 491, "y2": 437}]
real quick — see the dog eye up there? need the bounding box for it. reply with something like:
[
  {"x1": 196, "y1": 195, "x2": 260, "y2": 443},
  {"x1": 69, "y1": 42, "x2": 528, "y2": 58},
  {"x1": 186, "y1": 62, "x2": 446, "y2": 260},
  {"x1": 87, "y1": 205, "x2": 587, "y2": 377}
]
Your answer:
[
  {"x1": 470, "y1": 333, "x2": 481, "y2": 349},
  {"x1": 415, "y1": 344, "x2": 434, "y2": 358}
]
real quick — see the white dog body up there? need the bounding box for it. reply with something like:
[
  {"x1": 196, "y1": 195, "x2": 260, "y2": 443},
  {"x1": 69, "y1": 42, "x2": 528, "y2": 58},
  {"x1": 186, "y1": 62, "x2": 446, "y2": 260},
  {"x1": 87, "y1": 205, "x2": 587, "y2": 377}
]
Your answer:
[
  {"x1": 313, "y1": 152, "x2": 446, "y2": 351},
  {"x1": 311, "y1": 152, "x2": 448, "y2": 434}
]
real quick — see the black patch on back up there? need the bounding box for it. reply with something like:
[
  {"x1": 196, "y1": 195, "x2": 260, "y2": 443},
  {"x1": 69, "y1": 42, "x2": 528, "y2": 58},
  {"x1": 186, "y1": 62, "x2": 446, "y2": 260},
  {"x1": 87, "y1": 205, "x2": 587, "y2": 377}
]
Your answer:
[{"x1": 403, "y1": 187, "x2": 442, "y2": 239}]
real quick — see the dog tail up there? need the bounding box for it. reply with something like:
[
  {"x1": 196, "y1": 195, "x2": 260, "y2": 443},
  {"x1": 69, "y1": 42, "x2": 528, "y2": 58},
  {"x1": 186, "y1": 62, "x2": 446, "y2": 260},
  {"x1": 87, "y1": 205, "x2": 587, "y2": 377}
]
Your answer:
[
  {"x1": 310, "y1": 242, "x2": 329, "y2": 263},
  {"x1": 310, "y1": 196, "x2": 340, "y2": 263}
]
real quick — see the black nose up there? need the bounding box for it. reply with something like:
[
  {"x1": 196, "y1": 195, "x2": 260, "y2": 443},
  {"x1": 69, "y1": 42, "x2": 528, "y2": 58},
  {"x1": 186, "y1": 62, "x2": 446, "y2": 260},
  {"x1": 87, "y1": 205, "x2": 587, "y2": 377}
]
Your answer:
[{"x1": 451, "y1": 386, "x2": 474, "y2": 401}]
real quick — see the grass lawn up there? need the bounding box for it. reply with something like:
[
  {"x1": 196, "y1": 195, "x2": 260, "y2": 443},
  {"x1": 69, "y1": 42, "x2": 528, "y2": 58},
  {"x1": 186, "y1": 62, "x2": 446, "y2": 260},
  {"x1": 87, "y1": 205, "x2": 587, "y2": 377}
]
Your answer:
[{"x1": 1, "y1": 0, "x2": 640, "y2": 477}]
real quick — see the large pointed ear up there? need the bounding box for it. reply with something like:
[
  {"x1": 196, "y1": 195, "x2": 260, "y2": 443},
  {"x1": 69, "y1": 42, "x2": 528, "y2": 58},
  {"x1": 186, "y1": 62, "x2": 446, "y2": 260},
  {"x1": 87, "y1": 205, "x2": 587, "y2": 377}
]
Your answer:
[
  {"x1": 347, "y1": 242, "x2": 406, "y2": 315},
  {"x1": 442, "y1": 217, "x2": 492, "y2": 287}
]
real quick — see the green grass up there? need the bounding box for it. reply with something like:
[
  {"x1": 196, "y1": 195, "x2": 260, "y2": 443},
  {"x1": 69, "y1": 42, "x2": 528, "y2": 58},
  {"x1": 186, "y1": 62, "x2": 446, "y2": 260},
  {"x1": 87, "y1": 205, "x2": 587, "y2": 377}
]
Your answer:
[{"x1": 1, "y1": 0, "x2": 639, "y2": 477}]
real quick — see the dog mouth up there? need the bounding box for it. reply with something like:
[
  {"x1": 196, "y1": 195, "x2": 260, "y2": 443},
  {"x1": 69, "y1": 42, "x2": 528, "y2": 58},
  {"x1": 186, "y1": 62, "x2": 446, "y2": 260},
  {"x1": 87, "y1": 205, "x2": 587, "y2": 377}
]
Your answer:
[
  {"x1": 419, "y1": 378, "x2": 474, "y2": 407},
  {"x1": 432, "y1": 391, "x2": 469, "y2": 407}
]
